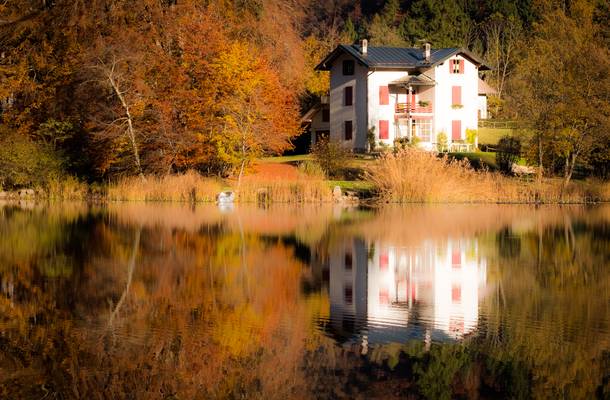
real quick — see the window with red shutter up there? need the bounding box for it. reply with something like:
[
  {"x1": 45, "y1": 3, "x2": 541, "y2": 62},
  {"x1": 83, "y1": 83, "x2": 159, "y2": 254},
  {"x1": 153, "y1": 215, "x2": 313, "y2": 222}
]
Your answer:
[
  {"x1": 452, "y1": 285, "x2": 462, "y2": 303},
  {"x1": 344, "y1": 121, "x2": 353, "y2": 140},
  {"x1": 452, "y1": 86, "x2": 462, "y2": 105},
  {"x1": 452, "y1": 120, "x2": 462, "y2": 140},
  {"x1": 379, "y1": 120, "x2": 389, "y2": 139},
  {"x1": 344, "y1": 86, "x2": 353, "y2": 106},
  {"x1": 379, "y1": 86, "x2": 389, "y2": 105}
]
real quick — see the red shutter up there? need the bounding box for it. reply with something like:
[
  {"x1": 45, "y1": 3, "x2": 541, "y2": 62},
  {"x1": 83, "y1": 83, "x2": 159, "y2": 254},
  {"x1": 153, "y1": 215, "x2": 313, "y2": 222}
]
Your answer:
[
  {"x1": 452, "y1": 120, "x2": 462, "y2": 140},
  {"x1": 379, "y1": 120, "x2": 389, "y2": 139},
  {"x1": 379, "y1": 86, "x2": 389, "y2": 105},
  {"x1": 452, "y1": 285, "x2": 461, "y2": 303},
  {"x1": 452, "y1": 86, "x2": 462, "y2": 105},
  {"x1": 379, "y1": 253, "x2": 389, "y2": 270},
  {"x1": 449, "y1": 60, "x2": 453, "y2": 74},
  {"x1": 379, "y1": 288, "x2": 389, "y2": 304},
  {"x1": 459, "y1": 59, "x2": 465, "y2": 74},
  {"x1": 452, "y1": 250, "x2": 461, "y2": 267},
  {"x1": 344, "y1": 86, "x2": 353, "y2": 106}
]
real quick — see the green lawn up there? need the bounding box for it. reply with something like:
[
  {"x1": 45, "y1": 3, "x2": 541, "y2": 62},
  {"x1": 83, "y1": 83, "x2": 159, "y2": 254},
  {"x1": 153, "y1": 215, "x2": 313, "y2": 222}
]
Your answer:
[
  {"x1": 260, "y1": 154, "x2": 312, "y2": 163},
  {"x1": 449, "y1": 152, "x2": 498, "y2": 170},
  {"x1": 478, "y1": 127, "x2": 513, "y2": 145}
]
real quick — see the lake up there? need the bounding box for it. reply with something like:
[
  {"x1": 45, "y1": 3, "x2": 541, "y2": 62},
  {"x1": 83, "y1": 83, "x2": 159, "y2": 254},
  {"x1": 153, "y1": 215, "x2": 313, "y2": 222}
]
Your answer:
[{"x1": 0, "y1": 202, "x2": 608, "y2": 399}]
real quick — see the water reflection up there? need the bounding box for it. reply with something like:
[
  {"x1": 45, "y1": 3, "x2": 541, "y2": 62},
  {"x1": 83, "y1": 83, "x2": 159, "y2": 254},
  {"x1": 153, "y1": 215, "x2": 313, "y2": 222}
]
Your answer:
[
  {"x1": 0, "y1": 202, "x2": 608, "y2": 399},
  {"x1": 322, "y1": 237, "x2": 488, "y2": 347}
]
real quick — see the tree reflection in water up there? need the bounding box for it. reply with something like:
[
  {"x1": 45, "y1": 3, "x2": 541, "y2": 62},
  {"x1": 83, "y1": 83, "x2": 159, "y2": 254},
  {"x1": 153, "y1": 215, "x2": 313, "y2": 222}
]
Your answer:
[{"x1": 0, "y1": 203, "x2": 608, "y2": 399}]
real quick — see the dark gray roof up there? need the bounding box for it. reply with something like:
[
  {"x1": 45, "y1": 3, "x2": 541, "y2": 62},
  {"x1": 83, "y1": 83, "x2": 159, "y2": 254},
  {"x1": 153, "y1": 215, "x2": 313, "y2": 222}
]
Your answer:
[{"x1": 315, "y1": 44, "x2": 491, "y2": 71}]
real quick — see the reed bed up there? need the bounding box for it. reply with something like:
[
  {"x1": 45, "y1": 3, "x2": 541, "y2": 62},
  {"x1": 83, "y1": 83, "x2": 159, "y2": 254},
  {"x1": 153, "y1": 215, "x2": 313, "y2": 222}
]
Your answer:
[
  {"x1": 366, "y1": 148, "x2": 609, "y2": 203},
  {"x1": 236, "y1": 179, "x2": 333, "y2": 203},
  {"x1": 45, "y1": 176, "x2": 90, "y2": 200},
  {"x1": 107, "y1": 170, "x2": 223, "y2": 202},
  {"x1": 107, "y1": 170, "x2": 333, "y2": 203}
]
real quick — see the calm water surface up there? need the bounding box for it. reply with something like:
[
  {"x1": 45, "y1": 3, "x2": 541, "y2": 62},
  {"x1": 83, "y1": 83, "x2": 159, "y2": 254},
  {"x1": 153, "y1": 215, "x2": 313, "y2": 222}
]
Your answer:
[{"x1": 0, "y1": 202, "x2": 608, "y2": 399}]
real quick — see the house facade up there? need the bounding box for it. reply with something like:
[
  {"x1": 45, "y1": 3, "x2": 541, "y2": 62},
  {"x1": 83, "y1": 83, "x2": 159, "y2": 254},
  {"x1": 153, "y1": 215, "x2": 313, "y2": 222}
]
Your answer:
[{"x1": 315, "y1": 41, "x2": 490, "y2": 152}]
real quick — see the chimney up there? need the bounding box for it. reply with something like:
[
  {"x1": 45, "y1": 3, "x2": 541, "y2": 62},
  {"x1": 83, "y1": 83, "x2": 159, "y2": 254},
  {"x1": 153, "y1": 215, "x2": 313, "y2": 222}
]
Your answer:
[
  {"x1": 361, "y1": 39, "x2": 368, "y2": 56},
  {"x1": 423, "y1": 42, "x2": 431, "y2": 62}
]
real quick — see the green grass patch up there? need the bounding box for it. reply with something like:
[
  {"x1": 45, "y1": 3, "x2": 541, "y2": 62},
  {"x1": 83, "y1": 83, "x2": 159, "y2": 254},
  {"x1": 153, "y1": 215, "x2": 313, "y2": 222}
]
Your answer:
[
  {"x1": 478, "y1": 127, "x2": 514, "y2": 145},
  {"x1": 449, "y1": 152, "x2": 498, "y2": 170},
  {"x1": 328, "y1": 180, "x2": 375, "y2": 195},
  {"x1": 260, "y1": 154, "x2": 312, "y2": 163}
]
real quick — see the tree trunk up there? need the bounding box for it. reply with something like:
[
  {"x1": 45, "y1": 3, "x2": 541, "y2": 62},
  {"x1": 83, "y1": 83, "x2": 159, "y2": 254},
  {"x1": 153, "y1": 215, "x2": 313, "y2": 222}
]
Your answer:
[
  {"x1": 563, "y1": 151, "x2": 578, "y2": 188},
  {"x1": 105, "y1": 64, "x2": 146, "y2": 181}
]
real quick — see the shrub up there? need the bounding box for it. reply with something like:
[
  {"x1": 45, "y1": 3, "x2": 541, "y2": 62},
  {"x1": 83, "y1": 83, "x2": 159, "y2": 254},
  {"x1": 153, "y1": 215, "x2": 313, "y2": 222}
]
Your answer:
[
  {"x1": 436, "y1": 132, "x2": 448, "y2": 152},
  {"x1": 310, "y1": 139, "x2": 351, "y2": 179},
  {"x1": 0, "y1": 128, "x2": 65, "y2": 189},
  {"x1": 367, "y1": 127, "x2": 377, "y2": 152},
  {"x1": 465, "y1": 129, "x2": 477, "y2": 146},
  {"x1": 496, "y1": 136, "x2": 521, "y2": 174},
  {"x1": 297, "y1": 160, "x2": 325, "y2": 179}
]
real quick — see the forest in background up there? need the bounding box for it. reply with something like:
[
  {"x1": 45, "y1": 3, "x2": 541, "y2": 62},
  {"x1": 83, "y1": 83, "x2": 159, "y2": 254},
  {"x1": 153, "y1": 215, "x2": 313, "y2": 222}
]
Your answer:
[{"x1": 0, "y1": 0, "x2": 608, "y2": 189}]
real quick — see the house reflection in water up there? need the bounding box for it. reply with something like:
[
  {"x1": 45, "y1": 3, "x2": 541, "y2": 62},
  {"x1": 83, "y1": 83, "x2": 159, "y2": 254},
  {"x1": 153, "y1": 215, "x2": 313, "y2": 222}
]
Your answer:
[{"x1": 320, "y1": 237, "x2": 487, "y2": 346}]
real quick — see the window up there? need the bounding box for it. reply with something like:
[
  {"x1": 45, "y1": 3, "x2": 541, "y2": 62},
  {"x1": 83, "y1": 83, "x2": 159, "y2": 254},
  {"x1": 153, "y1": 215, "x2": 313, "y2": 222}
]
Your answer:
[
  {"x1": 413, "y1": 119, "x2": 432, "y2": 142},
  {"x1": 344, "y1": 86, "x2": 353, "y2": 106},
  {"x1": 322, "y1": 108, "x2": 330, "y2": 122},
  {"x1": 452, "y1": 120, "x2": 462, "y2": 140},
  {"x1": 379, "y1": 120, "x2": 389, "y2": 140},
  {"x1": 342, "y1": 59, "x2": 355, "y2": 75},
  {"x1": 452, "y1": 86, "x2": 462, "y2": 105},
  {"x1": 344, "y1": 285, "x2": 353, "y2": 304},
  {"x1": 379, "y1": 86, "x2": 389, "y2": 105},
  {"x1": 450, "y1": 59, "x2": 464, "y2": 74},
  {"x1": 344, "y1": 120, "x2": 353, "y2": 140},
  {"x1": 344, "y1": 252, "x2": 352, "y2": 270}
]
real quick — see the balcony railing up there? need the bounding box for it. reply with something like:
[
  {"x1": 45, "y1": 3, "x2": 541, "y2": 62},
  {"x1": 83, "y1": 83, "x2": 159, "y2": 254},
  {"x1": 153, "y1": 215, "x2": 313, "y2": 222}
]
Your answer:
[{"x1": 395, "y1": 102, "x2": 432, "y2": 114}]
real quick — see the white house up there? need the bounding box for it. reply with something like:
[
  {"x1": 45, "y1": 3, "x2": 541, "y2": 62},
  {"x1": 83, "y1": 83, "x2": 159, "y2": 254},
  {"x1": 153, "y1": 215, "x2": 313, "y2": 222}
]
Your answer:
[{"x1": 314, "y1": 40, "x2": 491, "y2": 152}]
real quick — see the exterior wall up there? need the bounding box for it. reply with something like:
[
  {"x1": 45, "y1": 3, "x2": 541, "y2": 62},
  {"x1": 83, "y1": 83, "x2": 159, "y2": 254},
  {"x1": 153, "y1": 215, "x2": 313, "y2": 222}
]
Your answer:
[
  {"x1": 310, "y1": 105, "x2": 330, "y2": 145},
  {"x1": 328, "y1": 238, "x2": 368, "y2": 338},
  {"x1": 329, "y1": 54, "x2": 368, "y2": 151},
  {"x1": 366, "y1": 70, "x2": 410, "y2": 146},
  {"x1": 477, "y1": 95, "x2": 488, "y2": 119},
  {"x1": 433, "y1": 55, "x2": 479, "y2": 143}
]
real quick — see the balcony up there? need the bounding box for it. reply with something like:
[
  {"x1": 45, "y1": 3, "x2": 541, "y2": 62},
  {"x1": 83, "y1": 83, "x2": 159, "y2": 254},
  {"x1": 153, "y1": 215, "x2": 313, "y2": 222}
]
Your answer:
[{"x1": 395, "y1": 102, "x2": 432, "y2": 114}]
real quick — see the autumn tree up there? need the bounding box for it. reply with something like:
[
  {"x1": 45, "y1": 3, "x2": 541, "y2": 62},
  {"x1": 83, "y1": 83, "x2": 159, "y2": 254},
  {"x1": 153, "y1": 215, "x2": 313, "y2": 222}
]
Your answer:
[{"x1": 511, "y1": 2, "x2": 610, "y2": 185}]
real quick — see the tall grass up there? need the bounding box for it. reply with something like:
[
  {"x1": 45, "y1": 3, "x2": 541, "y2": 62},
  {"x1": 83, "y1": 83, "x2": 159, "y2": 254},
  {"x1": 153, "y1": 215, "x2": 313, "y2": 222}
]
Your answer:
[
  {"x1": 107, "y1": 170, "x2": 333, "y2": 203},
  {"x1": 366, "y1": 148, "x2": 609, "y2": 203},
  {"x1": 236, "y1": 179, "x2": 333, "y2": 203},
  {"x1": 108, "y1": 171, "x2": 223, "y2": 202}
]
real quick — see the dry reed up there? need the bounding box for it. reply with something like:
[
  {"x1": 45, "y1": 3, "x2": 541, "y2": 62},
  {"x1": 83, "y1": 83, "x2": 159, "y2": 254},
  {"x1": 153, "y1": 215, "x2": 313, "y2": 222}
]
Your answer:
[
  {"x1": 107, "y1": 170, "x2": 223, "y2": 202},
  {"x1": 366, "y1": 148, "x2": 609, "y2": 203},
  {"x1": 107, "y1": 170, "x2": 334, "y2": 203},
  {"x1": 236, "y1": 179, "x2": 333, "y2": 203}
]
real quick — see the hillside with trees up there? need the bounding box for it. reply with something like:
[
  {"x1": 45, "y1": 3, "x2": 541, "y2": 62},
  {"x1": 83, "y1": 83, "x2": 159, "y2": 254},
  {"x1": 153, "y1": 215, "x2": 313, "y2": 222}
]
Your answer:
[{"x1": 0, "y1": 0, "x2": 608, "y2": 190}]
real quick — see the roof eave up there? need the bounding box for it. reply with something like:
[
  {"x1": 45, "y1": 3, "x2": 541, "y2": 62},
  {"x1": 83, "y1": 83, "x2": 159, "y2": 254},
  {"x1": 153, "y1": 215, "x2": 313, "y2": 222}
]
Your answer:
[
  {"x1": 314, "y1": 44, "x2": 369, "y2": 71},
  {"x1": 430, "y1": 47, "x2": 492, "y2": 70}
]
